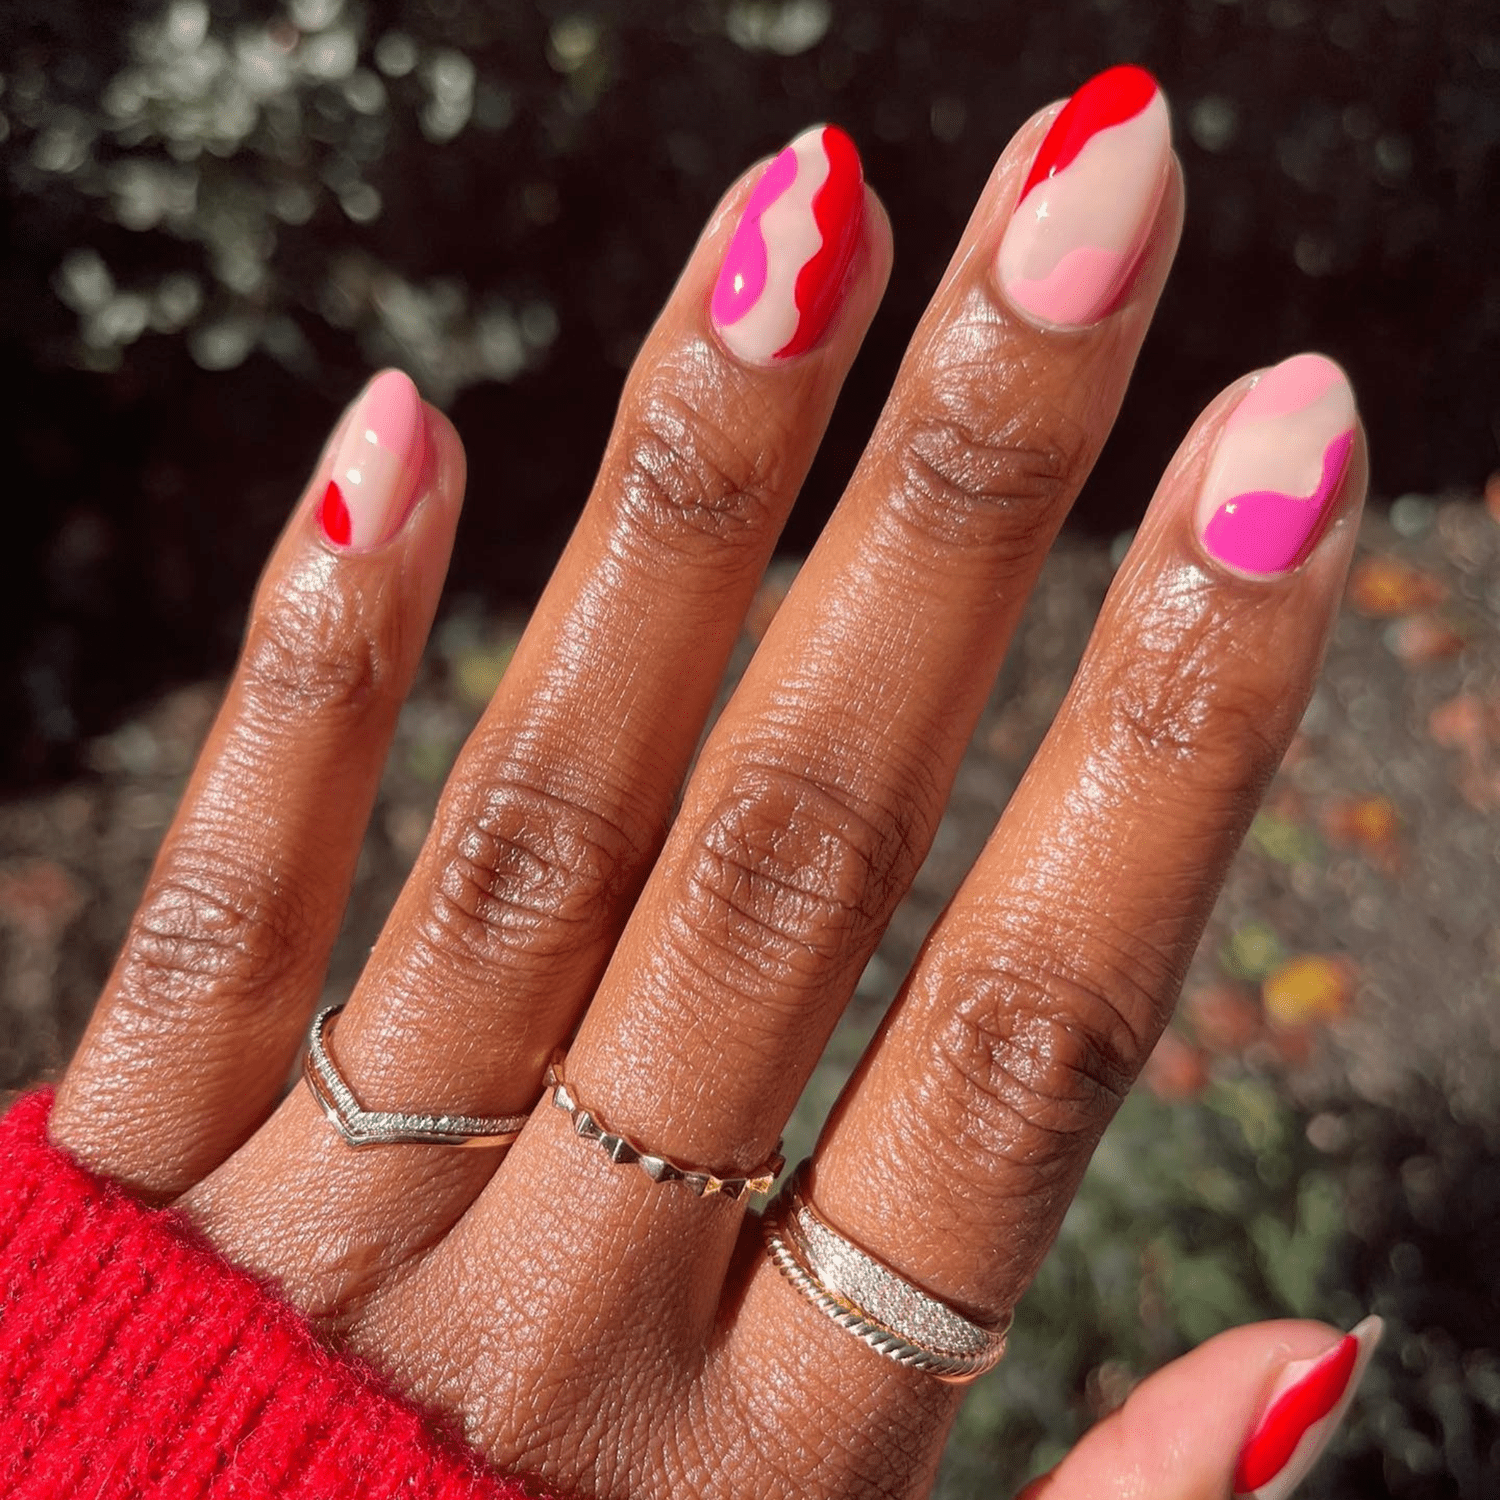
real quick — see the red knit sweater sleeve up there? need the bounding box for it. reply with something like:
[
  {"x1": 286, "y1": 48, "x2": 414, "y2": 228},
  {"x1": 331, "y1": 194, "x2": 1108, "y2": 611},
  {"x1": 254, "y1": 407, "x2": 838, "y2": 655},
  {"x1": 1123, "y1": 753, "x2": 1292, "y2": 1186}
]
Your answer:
[{"x1": 0, "y1": 1090, "x2": 558, "y2": 1499}]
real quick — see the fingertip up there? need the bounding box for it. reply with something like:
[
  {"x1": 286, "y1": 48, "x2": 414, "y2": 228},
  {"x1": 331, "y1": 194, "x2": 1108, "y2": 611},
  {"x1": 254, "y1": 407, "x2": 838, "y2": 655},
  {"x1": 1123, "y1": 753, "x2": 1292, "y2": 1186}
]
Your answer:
[{"x1": 1031, "y1": 1319, "x2": 1378, "y2": 1500}]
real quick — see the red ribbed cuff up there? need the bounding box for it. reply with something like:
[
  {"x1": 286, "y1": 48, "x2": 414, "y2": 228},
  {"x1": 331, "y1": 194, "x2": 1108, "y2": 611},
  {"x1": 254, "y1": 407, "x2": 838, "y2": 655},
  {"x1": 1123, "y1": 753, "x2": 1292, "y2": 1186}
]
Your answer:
[{"x1": 0, "y1": 1091, "x2": 554, "y2": 1499}]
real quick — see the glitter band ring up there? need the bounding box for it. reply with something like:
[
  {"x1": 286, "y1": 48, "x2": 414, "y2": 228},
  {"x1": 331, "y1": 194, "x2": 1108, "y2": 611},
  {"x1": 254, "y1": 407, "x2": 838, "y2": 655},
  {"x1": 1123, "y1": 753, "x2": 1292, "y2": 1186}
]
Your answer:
[
  {"x1": 546, "y1": 1052, "x2": 782, "y2": 1201},
  {"x1": 762, "y1": 1164, "x2": 1011, "y2": 1383},
  {"x1": 303, "y1": 1005, "x2": 531, "y2": 1149}
]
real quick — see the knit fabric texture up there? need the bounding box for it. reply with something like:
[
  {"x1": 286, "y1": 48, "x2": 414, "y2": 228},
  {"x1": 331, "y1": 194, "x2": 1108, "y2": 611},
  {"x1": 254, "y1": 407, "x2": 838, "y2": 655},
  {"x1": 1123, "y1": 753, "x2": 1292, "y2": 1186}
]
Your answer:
[{"x1": 0, "y1": 1090, "x2": 554, "y2": 1499}]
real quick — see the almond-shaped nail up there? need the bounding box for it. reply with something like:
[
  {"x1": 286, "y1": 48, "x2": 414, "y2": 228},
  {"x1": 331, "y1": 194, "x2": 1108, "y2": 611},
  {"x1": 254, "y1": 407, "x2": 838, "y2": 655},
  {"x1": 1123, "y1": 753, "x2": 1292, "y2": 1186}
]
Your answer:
[
  {"x1": 711, "y1": 124, "x2": 865, "y2": 365},
  {"x1": 1234, "y1": 1316, "x2": 1382, "y2": 1500},
  {"x1": 319, "y1": 369, "x2": 427, "y2": 549},
  {"x1": 997, "y1": 64, "x2": 1171, "y2": 329},
  {"x1": 1196, "y1": 354, "x2": 1357, "y2": 577}
]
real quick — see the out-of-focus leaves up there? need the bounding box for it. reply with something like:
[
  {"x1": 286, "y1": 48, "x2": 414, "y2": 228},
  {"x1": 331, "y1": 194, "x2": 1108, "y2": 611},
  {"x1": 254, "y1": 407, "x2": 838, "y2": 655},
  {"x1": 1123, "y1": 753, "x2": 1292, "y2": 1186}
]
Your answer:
[
  {"x1": 1320, "y1": 794, "x2": 1402, "y2": 872},
  {"x1": 1184, "y1": 983, "x2": 1264, "y2": 1056},
  {"x1": 0, "y1": 860, "x2": 86, "y2": 942},
  {"x1": 1249, "y1": 810, "x2": 1323, "y2": 867},
  {"x1": 1221, "y1": 920, "x2": 1287, "y2": 983},
  {"x1": 1263, "y1": 955, "x2": 1356, "y2": 1029},
  {"x1": 1249, "y1": 1171, "x2": 1345, "y2": 1318},
  {"x1": 1386, "y1": 614, "x2": 1466, "y2": 665},
  {"x1": 1428, "y1": 694, "x2": 1500, "y2": 811},
  {"x1": 1141, "y1": 1030, "x2": 1210, "y2": 1102},
  {"x1": 1347, "y1": 556, "x2": 1448, "y2": 617}
]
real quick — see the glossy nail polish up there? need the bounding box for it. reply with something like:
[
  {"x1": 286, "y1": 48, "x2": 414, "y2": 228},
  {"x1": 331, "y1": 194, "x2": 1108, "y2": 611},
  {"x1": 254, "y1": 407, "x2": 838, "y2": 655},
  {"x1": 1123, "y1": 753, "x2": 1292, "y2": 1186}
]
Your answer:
[
  {"x1": 711, "y1": 124, "x2": 865, "y2": 365},
  {"x1": 1233, "y1": 1316, "x2": 1382, "y2": 1500},
  {"x1": 318, "y1": 369, "x2": 426, "y2": 549},
  {"x1": 1196, "y1": 353, "x2": 1357, "y2": 577},
  {"x1": 997, "y1": 64, "x2": 1171, "y2": 328}
]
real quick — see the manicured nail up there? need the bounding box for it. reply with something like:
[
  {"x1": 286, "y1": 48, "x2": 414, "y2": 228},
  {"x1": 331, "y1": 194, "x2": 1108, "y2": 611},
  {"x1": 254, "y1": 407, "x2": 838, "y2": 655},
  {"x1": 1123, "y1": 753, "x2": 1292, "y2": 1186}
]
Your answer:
[
  {"x1": 997, "y1": 64, "x2": 1171, "y2": 329},
  {"x1": 1233, "y1": 1316, "x2": 1382, "y2": 1500},
  {"x1": 711, "y1": 124, "x2": 865, "y2": 365},
  {"x1": 1196, "y1": 353, "x2": 1357, "y2": 577},
  {"x1": 318, "y1": 369, "x2": 426, "y2": 549}
]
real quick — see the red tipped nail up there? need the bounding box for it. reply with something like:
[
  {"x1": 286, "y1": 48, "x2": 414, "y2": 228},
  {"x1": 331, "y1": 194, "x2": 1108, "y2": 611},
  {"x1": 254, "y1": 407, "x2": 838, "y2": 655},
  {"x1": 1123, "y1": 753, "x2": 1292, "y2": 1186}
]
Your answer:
[{"x1": 1233, "y1": 1316, "x2": 1382, "y2": 1499}]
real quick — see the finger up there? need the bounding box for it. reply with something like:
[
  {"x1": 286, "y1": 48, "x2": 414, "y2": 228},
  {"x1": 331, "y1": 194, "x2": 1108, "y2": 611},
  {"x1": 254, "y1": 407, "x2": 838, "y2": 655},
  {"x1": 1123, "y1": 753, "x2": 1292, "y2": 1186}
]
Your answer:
[
  {"x1": 51, "y1": 373, "x2": 464, "y2": 1197},
  {"x1": 1018, "y1": 1318, "x2": 1382, "y2": 1500},
  {"x1": 781, "y1": 357, "x2": 1366, "y2": 1359},
  {"x1": 185, "y1": 129, "x2": 891, "y2": 1304},
  {"x1": 389, "y1": 68, "x2": 1184, "y2": 1441}
]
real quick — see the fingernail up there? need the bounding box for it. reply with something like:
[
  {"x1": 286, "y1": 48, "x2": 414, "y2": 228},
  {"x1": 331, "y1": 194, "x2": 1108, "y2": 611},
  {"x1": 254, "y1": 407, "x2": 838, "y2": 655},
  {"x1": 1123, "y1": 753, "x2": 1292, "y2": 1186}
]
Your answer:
[
  {"x1": 711, "y1": 124, "x2": 865, "y2": 365},
  {"x1": 1233, "y1": 1316, "x2": 1382, "y2": 1500},
  {"x1": 996, "y1": 64, "x2": 1171, "y2": 329},
  {"x1": 1196, "y1": 353, "x2": 1357, "y2": 578},
  {"x1": 318, "y1": 369, "x2": 427, "y2": 549}
]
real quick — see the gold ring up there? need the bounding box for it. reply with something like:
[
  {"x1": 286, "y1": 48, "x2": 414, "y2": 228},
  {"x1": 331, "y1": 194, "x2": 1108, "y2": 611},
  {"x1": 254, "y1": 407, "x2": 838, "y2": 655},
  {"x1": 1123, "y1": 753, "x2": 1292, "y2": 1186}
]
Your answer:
[{"x1": 547, "y1": 1052, "x2": 782, "y2": 1201}]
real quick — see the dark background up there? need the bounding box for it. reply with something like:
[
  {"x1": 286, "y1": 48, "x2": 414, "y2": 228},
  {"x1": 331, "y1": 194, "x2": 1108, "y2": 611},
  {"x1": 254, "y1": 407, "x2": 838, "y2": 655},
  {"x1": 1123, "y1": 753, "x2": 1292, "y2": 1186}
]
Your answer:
[{"x1": 1, "y1": 0, "x2": 1496, "y2": 785}]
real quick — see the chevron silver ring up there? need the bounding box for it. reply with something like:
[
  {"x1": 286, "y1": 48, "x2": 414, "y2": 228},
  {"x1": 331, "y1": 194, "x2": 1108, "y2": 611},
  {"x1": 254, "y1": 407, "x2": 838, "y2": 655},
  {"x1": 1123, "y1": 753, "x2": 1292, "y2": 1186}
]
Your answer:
[{"x1": 303, "y1": 1005, "x2": 531, "y2": 1149}]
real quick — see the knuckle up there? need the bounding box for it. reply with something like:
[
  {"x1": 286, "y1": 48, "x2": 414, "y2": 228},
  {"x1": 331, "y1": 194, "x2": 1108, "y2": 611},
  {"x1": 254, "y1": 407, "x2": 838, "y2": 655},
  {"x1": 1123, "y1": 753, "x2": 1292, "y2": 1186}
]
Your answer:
[
  {"x1": 1098, "y1": 623, "x2": 1289, "y2": 794},
  {"x1": 673, "y1": 762, "x2": 916, "y2": 1004},
  {"x1": 239, "y1": 571, "x2": 391, "y2": 724},
  {"x1": 926, "y1": 942, "x2": 1160, "y2": 1184},
  {"x1": 417, "y1": 774, "x2": 646, "y2": 976},
  {"x1": 117, "y1": 857, "x2": 313, "y2": 1018},
  {"x1": 611, "y1": 378, "x2": 782, "y2": 555},
  {"x1": 887, "y1": 380, "x2": 1088, "y2": 551}
]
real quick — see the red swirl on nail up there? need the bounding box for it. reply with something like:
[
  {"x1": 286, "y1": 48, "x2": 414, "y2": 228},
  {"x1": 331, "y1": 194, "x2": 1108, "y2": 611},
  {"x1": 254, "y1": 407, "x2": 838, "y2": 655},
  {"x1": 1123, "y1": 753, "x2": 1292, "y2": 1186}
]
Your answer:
[
  {"x1": 997, "y1": 65, "x2": 1170, "y2": 328},
  {"x1": 712, "y1": 125, "x2": 864, "y2": 364},
  {"x1": 1021, "y1": 64, "x2": 1159, "y2": 199},
  {"x1": 1232, "y1": 1316, "x2": 1381, "y2": 1500},
  {"x1": 1235, "y1": 1336, "x2": 1358, "y2": 1493}
]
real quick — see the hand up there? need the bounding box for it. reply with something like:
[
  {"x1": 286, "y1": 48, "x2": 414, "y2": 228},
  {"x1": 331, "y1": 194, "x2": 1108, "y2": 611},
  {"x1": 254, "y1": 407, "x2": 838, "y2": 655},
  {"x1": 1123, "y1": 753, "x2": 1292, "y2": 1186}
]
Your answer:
[{"x1": 49, "y1": 70, "x2": 1371, "y2": 1500}]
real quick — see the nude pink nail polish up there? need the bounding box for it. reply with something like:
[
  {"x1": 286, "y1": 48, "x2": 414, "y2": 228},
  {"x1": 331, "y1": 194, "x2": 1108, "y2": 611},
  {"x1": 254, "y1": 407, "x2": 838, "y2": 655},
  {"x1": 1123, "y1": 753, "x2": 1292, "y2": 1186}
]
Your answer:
[
  {"x1": 318, "y1": 370, "x2": 426, "y2": 549},
  {"x1": 1233, "y1": 1317, "x2": 1382, "y2": 1500},
  {"x1": 1196, "y1": 354, "x2": 1357, "y2": 577},
  {"x1": 997, "y1": 65, "x2": 1171, "y2": 329},
  {"x1": 711, "y1": 125, "x2": 865, "y2": 365}
]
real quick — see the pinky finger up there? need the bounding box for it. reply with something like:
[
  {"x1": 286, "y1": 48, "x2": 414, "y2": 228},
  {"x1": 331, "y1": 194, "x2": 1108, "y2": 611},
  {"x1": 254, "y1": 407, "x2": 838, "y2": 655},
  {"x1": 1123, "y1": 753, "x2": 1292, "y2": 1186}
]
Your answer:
[
  {"x1": 51, "y1": 372, "x2": 464, "y2": 1198},
  {"x1": 1017, "y1": 1318, "x2": 1382, "y2": 1500}
]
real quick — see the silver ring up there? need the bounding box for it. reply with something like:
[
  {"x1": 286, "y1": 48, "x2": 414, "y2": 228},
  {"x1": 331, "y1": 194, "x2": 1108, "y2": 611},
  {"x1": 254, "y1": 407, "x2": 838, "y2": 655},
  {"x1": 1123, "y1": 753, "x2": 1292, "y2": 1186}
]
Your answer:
[
  {"x1": 761, "y1": 1164, "x2": 1010, "y2": 1383},
  {"x1": 303, "y1": 1005, "x2": 531, "y2": 1149}
]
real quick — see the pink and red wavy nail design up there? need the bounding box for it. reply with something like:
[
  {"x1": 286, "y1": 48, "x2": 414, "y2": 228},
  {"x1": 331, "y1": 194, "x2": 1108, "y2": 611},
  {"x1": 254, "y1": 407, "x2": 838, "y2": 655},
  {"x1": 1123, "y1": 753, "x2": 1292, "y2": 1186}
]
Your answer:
[
  {"x1": 1197, "y1": 353, "x2": 1357, "y2": 577},
  {"x1": 711, "y1": 125, "x2": 864, "y2": 364},
  {"x1": 998, "y1": 64, "x2": 1171, "y2": 328},
  {"x1": 1234, "y1": 1317, "x2": 1382, "y2": 1500}
]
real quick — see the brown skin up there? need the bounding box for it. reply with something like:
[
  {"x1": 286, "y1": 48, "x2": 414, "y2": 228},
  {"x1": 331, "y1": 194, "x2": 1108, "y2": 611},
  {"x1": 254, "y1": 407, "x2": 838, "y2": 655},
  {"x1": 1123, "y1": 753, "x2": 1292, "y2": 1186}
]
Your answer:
[{"x1": 50, "y1": 98, "x2": 1368, "y2": 1500}]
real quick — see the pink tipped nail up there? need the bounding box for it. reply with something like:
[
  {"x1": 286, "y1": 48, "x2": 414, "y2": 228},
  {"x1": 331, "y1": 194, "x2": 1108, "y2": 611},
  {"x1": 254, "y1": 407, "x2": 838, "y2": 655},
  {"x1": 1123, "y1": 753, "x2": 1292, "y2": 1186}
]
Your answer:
[
  {"x1": 318, "y1": 370, "x2": 426, "y2": 549},
  {"x1": 996, "y1": 65, "x2": 1172, "y2": 329},
  {"x1": 1195, "y1": 354, "x2": 1357, "y2": 578},
  {"x1": 1233, "y1": 1316, "x2": 1382, "y2": 1500}
]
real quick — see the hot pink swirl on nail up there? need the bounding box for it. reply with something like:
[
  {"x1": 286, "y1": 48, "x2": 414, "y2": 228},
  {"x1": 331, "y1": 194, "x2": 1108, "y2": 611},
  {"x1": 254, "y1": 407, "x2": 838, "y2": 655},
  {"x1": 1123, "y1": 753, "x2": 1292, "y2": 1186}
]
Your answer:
[
  {"x1": 1195, "y1": 353, "x2": 1357, "y2": 577},
  {"x1": 997, "y1": 65, "x2": 1171, "y2": 328},
  {"x1": 711, "y1": 125, "x2": 864, "y2": 365}
]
